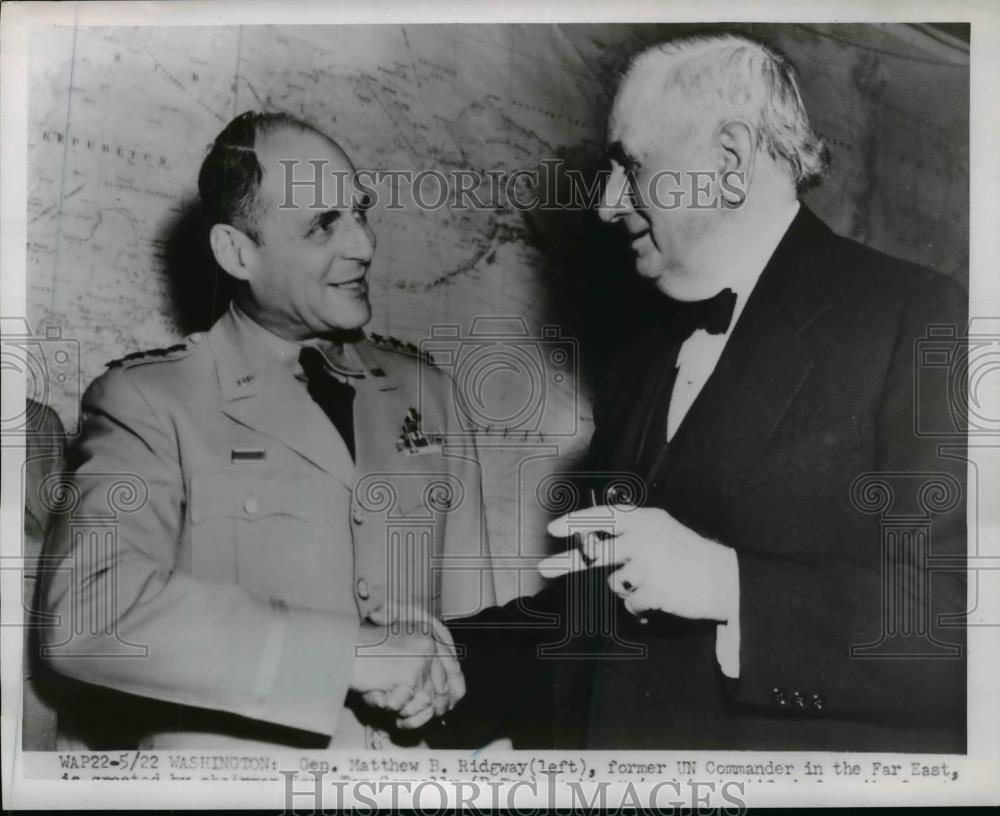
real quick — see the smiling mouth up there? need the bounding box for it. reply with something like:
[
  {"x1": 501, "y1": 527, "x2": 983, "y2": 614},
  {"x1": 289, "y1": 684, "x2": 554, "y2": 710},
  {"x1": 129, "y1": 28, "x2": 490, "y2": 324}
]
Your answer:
[{"x1": 328, "y1": 276, "x2": 368, "y2": 292}]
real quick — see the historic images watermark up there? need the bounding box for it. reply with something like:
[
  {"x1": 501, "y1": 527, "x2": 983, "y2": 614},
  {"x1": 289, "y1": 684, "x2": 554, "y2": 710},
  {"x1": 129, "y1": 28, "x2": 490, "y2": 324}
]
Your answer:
[
  {"x1": 842, "y1": 317, "x2": 1000, "y2": 655},
  {"x1": 31, "y1": 471, "x2": 152, "y2": 661},
  {"x1": 278, "y1": 159, "x2": 748, "y2": 213},
  {"x1": 279, "y1": 770, "x2": 748, "y2": 813}
]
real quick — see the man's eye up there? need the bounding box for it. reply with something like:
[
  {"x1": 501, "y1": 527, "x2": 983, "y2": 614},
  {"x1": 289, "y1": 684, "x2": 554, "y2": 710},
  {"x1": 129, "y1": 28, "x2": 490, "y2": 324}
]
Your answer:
[
  {"x1": 621, "y1": 159, "x2": 640, "y2": 177},
  {"x1": 353, "y1": 194, "x2": 372, "y2": 224},
  {"x1": 310, "y1": 214, "x2": 340, "y2": 237}
]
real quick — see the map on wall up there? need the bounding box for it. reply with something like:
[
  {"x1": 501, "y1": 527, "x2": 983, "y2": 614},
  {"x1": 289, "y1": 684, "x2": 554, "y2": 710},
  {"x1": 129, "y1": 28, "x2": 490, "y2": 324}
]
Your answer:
[{"x1": 26, "y1": 23, "x2": 969, "y2": 597}]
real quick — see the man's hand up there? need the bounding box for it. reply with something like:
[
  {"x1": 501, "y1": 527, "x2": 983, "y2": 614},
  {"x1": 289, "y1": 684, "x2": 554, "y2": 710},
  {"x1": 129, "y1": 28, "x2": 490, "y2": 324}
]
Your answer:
[
  {"x1": 545, "y1": 505, "x2": 739, "y2": 623},
  {"x1": 350, "y1": 605, "x2": 465, "y2": 729}
]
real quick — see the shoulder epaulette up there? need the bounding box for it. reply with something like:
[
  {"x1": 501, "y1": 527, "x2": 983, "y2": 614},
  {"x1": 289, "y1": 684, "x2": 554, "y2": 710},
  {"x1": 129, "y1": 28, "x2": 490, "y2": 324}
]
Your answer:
[
  {"x1": 367, "y1": 332, "x2": 438, "y2": 367},
  {"x1": 106, "y1": 342, "x2": 189, "y2": 369}
]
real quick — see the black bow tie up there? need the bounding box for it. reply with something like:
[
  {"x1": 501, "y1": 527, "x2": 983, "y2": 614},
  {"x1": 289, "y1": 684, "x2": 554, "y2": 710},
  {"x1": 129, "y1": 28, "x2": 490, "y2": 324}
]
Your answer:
[{"x1": 661, "y1": 288, "x2": 738, "y2": 337}]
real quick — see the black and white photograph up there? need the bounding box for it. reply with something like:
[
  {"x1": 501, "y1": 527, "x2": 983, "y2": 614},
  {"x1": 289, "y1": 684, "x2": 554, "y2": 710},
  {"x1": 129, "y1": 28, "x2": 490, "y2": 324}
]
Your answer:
[{"x1": 2, "y1": 0, "x2": 998, "y2": 810}]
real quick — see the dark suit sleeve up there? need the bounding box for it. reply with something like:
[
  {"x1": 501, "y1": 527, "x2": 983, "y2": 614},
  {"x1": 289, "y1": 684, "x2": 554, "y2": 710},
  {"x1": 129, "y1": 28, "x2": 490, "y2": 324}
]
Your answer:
[
  {"x1": 427, "y1": 570, "x2": 602, "y2": 749},
  {"x1": 730, "y1": 273, "x2": 967, "y2": 734}
]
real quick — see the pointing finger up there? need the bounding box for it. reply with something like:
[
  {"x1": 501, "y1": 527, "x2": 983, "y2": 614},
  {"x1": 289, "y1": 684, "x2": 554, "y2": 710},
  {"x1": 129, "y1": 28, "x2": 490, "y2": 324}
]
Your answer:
[
  {"x1": 546, "y1": 506, "x2": 622, "y2": 538},
  {"x1": 537, "y1": 548, "x2": 590, "y2": 578}
]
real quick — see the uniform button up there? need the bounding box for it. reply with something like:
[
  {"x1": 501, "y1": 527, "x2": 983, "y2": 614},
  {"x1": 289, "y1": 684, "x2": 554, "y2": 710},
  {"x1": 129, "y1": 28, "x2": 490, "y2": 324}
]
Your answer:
[
  {"x1": 188, "y1": 332, "x2": 204, "y2": 344},
  {"x1": 352, "y1": 506, "x2": 365, "y2": 525},
  {"x1": 771, "y1": 687, "x2": 788, "y2": 707},
  {"x1": 244, "y1": 496, "x2": 259, "y2": 515},
  {"x1": 792, "y1": 691, "x2": 807, "y2": 710},
  {"x1": 809, "y1": 693, "x2": 825, "y2": 712},
  {"x1": 356, "y1": 578, "x2": 371, "y2": 600}
]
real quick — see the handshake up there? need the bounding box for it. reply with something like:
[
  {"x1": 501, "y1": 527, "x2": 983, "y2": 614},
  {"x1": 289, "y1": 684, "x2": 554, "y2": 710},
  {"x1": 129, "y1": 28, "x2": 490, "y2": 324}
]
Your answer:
[{"x1": 348, "y1": 604, "x2": 465, "y2": 730}]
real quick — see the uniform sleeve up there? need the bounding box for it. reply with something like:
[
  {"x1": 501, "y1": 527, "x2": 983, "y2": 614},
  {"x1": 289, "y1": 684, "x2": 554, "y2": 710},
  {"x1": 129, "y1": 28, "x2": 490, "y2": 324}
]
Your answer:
[
  {"x1": 730, "y1": 274, "x2": 967, "y2": 733},
  {"x1": 40, "y1": 368, "x2": 360, "y2": 737},
  {"x1": 434, "y1": 368, "x2": 498, "y2": 618}
]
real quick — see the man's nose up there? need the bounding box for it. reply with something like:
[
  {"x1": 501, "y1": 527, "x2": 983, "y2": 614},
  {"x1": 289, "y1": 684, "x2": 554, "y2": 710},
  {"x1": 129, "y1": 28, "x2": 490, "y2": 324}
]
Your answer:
[
  {"x1": 598, "y1": 164, "x2": 633, "y2": 224},
  {"x1": 344, "y1": 215, "x2": 376, "y2": 262}
]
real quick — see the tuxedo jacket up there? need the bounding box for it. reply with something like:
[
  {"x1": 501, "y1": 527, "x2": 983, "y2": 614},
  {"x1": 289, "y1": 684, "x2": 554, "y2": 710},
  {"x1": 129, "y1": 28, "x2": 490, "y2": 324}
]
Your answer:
[
  {"x1": 441, "y1": 206, "x2": 967, "y2": 752},
  {"x1": 40, "y1": 306, "x2": 495, "y2": 750}
]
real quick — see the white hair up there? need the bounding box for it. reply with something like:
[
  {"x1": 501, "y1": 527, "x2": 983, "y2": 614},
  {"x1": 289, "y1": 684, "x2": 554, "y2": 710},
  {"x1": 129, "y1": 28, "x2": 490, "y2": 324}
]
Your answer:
[{"x1": 626, "y1": 33, "x2": 830, "y2": 191}]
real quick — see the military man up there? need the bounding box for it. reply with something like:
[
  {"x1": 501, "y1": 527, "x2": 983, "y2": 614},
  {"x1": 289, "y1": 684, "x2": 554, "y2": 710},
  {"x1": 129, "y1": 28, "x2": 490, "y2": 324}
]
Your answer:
[{"x1": 41, "y1": 111, "x2": 495, "y2": 750}]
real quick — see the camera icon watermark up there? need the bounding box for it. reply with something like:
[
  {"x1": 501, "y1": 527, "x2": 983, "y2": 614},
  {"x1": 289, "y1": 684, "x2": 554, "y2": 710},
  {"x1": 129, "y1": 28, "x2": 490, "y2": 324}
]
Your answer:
[
  {"x1": 915, "y1": 317, "x2": 1000, "y2": 438},
  {"x1": 1, "y1": 317, "x2": 80, "y2": 442},
  {"x1": 419, "y1": 317, "x2": 578, "y2": 439}
]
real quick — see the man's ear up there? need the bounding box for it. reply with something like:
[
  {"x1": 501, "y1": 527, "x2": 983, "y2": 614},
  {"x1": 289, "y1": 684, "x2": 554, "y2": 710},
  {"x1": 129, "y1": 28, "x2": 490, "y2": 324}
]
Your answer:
[
  {"x1": 717, "y1": 119, "x2": 755, "y2": 207},
  {"x1": 209, "y1": 223, "x2": 259, "y2": 282}
]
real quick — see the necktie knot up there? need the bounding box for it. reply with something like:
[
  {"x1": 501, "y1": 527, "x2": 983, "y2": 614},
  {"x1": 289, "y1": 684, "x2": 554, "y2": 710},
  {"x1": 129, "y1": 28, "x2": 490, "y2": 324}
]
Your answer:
[
  {"x1": 299, "y1": 347, "x2": 357, "y2": 461},
  {"x1": 299, "y1": 346, "x2": 332, "y2": 381},
  {"x1": 663, "y1": 288, "x2": 738, "y2": 337}
]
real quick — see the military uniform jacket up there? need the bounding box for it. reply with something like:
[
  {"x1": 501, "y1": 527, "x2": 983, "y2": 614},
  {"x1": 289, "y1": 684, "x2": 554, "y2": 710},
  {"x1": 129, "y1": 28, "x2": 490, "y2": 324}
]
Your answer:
[{"x1": 42, "y1": 306, "x2": 496, "y2": 749}]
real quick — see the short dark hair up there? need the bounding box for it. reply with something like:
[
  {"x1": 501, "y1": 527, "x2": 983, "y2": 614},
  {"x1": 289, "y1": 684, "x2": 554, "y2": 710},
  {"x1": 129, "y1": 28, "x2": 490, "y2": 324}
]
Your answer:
[{"x1": 197, "y1": 110, "x2": 323, "y2": 242}]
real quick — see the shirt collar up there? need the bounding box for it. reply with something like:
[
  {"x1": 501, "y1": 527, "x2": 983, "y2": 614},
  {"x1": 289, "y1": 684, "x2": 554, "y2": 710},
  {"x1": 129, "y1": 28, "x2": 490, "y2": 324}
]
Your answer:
[{"x1": 228, "y1": 303, "x2": 366, "y2": 377}]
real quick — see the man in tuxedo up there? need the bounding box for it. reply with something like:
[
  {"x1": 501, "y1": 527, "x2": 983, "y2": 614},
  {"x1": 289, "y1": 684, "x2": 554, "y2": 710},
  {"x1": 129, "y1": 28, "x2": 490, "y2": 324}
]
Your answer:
[
  {"x1": 437, "y1": 32, "x2": 966, "y2": 752},
  {"x1": 40, "y1": 112, "x2": 489, "y2": 750}
]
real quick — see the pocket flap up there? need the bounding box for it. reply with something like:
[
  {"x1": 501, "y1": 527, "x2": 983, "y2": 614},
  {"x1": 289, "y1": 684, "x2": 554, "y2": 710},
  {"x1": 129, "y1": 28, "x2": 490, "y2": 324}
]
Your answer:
[{"x1": 189, "y1": 470, "x2": 312, "y2": 523}]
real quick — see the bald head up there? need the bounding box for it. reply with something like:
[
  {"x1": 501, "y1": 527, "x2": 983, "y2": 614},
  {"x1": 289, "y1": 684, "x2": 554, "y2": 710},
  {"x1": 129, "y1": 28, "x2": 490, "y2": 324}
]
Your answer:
[{"x1": 615, "y1": 33, "x2": 829, "y2": 193}]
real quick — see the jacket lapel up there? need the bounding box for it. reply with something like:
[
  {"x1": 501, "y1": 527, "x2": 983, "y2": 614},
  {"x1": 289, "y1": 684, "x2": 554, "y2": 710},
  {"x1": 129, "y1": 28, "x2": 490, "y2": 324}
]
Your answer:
[
  {"x1": 352, "y1": 369, "x2": 412, "y2": 477},
  {"x1": 208, "y1": 310, "x2": 356, "y2": 487},
  {"x1": 649, "y1": 206, "x2": 835, "y2": 512}
]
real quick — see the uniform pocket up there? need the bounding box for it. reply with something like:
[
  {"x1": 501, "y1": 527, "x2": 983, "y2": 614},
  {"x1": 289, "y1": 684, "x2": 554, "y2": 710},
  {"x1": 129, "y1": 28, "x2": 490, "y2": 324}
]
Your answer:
[
  {"x1": 190, "y1": 470, "x2": 310, "y2": 523},
  {"x1": 187, "y1": 470, "x2": 316, "y2": 587}
]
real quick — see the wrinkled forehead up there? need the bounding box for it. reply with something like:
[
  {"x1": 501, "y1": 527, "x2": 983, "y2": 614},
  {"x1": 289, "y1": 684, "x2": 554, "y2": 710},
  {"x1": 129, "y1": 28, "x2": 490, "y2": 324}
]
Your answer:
[{"x1": 255, "y1": 127, "x2": 357, "y2": 210}]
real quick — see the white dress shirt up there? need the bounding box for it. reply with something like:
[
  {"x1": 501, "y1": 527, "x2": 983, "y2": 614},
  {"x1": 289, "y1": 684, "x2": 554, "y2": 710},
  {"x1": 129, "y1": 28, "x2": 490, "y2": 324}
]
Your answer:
[{"x1": 663, "y1": 201, "x2": 801, "y2": 678}]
